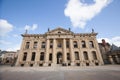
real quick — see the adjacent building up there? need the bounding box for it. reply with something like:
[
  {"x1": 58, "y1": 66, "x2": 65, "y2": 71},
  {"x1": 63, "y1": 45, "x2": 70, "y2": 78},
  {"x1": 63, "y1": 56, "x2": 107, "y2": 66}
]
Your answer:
[
  {"x1": 16, "y1": 27, "x2": 104, "y2": 67},
  {"x1": 98, "y1": 39, "x2": 111, "y2": 64},
  {"x1": 99, "y1": 39, "x2": 120, "y2": 65},
  {"x1": 0, "y1": 51, "x2": 17, "y2": 65},
  {"x1": 107, "y1": 44, "x2": 120, "y2": 64}
]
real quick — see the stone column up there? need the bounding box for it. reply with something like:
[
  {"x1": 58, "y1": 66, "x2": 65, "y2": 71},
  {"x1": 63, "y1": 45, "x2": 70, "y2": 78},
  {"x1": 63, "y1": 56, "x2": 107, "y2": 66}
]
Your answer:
[
  {"x1": 43, "y1": 39, "x2": 50, "y2": 66},
  {"x1": 109, "y1": 55, "x2": 114, "y2": 64},
  {"x1": 115, "y1": 55, "x2": 120, "y2": 64},
  {"x1": 15, "y1": 39, "x2": 25, "y2": 66},
  {"x1": 94, "y1": 38, "x2": 104, "y2": 65},
  {"x1": 35, "y1": 40, "x2": 41, "y2": 66},
  {"x1": 63, "y1": 38, "x2": 67, "y2": 65},
  {"x1": 51, "y1": 38, "x2": 56, "y2": 66},
  {"x1": 25, "y1": 40, "x2": 33, "y2": 66},
  {"x1": 34, "y1": 52, "x2": 40, "y2": 67},
  {"x1": 78, "y1": 40, "x2": 84, "y2": 66},
  {"x1": 69, "y1": 38, "x2": 75, "y2": 66},
  {"x1": 85, "y1": 39, "x2": 94, "y2": 66}
]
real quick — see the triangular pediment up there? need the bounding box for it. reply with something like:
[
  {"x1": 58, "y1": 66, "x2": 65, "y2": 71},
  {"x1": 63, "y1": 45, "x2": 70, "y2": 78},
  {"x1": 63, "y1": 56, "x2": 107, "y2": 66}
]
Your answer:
[{"x1": 45, "y1": 27, "x2": 73, "y2": 34}]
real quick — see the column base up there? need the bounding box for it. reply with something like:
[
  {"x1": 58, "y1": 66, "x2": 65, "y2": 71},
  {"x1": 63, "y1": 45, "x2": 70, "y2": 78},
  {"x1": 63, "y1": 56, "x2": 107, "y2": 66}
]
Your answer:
[
  {"x1": 43, "y1": 63, "x2": 49, "y2": 67},
  {"x1": 51, "y1": 63, "x2": 57, "y2": 67},
  {"x1": 89, "y1": 62, "x2": 95, "y2": 66},
  {"x1": 25, "y1": 63, "x2": 30, "y2": 67},
  {"x1": 70, "y1": 62, "x2": 75, "y2": 66},
  {"x1": 34, "y1": 63, "x2": 38, "y2": 67},
  {"x1": 80, "y1": 62, "x2": 85, "y2": 66},
  {"x1": 15, "y1": 63, "x2": 20, "y2": 66}
]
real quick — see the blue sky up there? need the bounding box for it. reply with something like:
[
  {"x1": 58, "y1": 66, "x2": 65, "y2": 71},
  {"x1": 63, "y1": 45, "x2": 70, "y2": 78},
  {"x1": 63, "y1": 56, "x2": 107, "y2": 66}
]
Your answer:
[{"x1": 0, "y1": 0, "x2": 120, "y2": 51}]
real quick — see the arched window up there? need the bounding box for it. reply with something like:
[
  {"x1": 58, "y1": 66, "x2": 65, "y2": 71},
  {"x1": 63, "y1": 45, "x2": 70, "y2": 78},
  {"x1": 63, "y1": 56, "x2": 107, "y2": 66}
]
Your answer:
[
  {"x1": 81, "y1": 41, "x2": 86, "y2": 48},
  {"x1": 74, "y1": 41, "x2": 78, "y2": 48},
  {"x1": 50, "y1": 40, "x2": 53, "y2": 48},
  {"x1": 58, "y1": 31, "x2": 61, "y2": 33},
  {"x1": 57, "y1": 41, "x2": 62, "y2": 48},
  {"x1": 75, "y1": 52, "x2": 79, "y2": 60},
  {"x1": 23, "y1": 52, "x2": 27, "y2": 61},
  {"x1": 67, "y1": 53, "x2": 70, "y2": 60},
  {"x1": 33, "y1": 42, "x2": 38, "y2": 49},
  {"x1": 40, "y1": 52, "x2": 44, "y2": 61},
  {"x1": 49, "y1": 53, "x2": 52, "y2": 61},
  {"x1": 66, "y1": 40, "x2": 69, "y2": 48},
  {"x1": 31, "y1": 52, "x2": 36, "y2": 61},
  {"x1": 92, "y1": 51, "x2": 97, "y2": 60},
  {"x1": 83, "y1": 51, "x2": 88, "y2": 60},
  {"x1": 25, "y1": 42, "x2": 30, "y2": 49},
  {"x1": 89, "y1": 41, "x2": 94, "y2": 48},
  {"x1": 41, "y1": 42, "x2": 46, "y2": 48}
]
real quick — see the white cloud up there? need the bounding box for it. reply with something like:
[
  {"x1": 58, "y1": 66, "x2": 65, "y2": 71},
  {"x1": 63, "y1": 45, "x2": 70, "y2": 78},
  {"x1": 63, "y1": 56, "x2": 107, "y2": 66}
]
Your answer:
[
  {"x1": 97, "y1": 36, "x2": 120, "y2": 47},
  {"x1": 0, "y1": 19, "x2": 13, "y2": 36},
  {"x1": 13, "y1": 34, "x2": 19, "y2": 37},
  {"x1": 0, "y1": 40, "x2": 11, "y2": 45},
  {"x1": 6, "y1": 44, "x2": 20, "y2": 51},
  {"x1": 24, "y1": 24, "x2": 38, "y2": 31},
  {"x1": 64, "y1": 0, "x2": 112, "y2": 28}
]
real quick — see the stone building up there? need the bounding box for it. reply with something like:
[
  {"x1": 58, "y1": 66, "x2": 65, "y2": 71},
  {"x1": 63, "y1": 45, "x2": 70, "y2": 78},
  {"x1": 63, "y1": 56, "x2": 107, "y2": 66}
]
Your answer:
[
  {"x1": 107, "y1": 44, "x2": 120, "y2": 64},
  {"x1": 98, "y1": 39, "x2": 111, "y2": 64},
  {"x1": 1, "y1": 51, "x2": 17, "y2": 64},
  {"x1": 99, "y1": 39, "x2": 120, "y2": 65},
  {"x1": 16, "y1": 27, "x2": 104, "y2": 67}
]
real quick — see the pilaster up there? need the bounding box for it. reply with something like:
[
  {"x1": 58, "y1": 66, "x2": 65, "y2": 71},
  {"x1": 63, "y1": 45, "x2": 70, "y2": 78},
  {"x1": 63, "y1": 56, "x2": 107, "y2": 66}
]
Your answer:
[
  {"x1": 43, "y1": 39, "x2": 50, "y2": 66},
  {"x1": 51, "y1": 38, "x2": 57, "y2": 66},
  {"x1": 69, "y1": 38, "x2": 75, "y2": 66},
  {"x1": 63, "y1": 38, "x2": 67, "y2": 65}
]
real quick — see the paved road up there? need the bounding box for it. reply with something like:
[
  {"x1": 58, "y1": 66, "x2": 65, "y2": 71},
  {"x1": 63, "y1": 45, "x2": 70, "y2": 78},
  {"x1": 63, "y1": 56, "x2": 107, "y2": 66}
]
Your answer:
[{"x1": 0, "y1": 65, "x2": 120, "y2": 80}]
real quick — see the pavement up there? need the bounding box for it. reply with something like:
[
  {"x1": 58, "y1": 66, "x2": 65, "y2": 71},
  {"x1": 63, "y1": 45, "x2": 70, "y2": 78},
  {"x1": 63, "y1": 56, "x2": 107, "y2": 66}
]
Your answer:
[{"x1": 0, "y1": 65, "x2": 120, "y2": 80}]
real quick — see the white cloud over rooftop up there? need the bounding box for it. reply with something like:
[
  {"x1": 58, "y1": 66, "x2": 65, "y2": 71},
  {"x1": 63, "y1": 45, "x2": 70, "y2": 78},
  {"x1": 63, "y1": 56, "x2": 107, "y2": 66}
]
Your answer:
[
  {"x1": 64, "y1": 0, "x2": 112, "y2": 28},
  {"x1": 24, "y1": 24, "x2": 38, "y2": 31},
  {"x1": 97, "y1": 36, "x2": 120, "y2": 47},
  {"x1": 0, "y1": 19, "x2": 13, "y2": 36}
]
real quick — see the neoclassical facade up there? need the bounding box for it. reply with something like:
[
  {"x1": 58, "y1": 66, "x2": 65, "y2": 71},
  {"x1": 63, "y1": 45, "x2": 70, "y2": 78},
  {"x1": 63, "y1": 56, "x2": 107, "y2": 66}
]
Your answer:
[{"x1": 16, "y1": 27, "x2": 104, "y2": 67}]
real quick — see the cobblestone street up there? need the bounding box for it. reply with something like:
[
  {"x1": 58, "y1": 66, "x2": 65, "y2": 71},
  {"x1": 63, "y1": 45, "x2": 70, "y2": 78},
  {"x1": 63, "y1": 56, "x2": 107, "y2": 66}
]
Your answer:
[{"x1": 0, "y1": 65, "x2": 120, "y2": 80}]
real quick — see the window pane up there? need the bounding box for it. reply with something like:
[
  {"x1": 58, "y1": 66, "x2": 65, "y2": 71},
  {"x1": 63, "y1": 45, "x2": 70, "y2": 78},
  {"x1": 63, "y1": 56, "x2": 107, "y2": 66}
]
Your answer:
[
  {"x1": 75, "y1": 52, "x2": 79, "y2": 60},
  {"x1": 25, "y1": 42, "x2": 30, "y2": 49},
  {"x1": 31, "y1": 52, "x2": 36, "y2": 61},
  {"x1": 92, "y1": 51, "x2": 97, "y2": 60},
  {"x1": 82, "y1": 41, "x2": 86, "y2": 48},
  {"x1": 23, "y1": 52, "x2": 27, "y2": 61},
  {"x1": 83, "y1": 51, "x2": 88, "y2": 60},
  {"x1": 89, "y1": 41, "x2": 94, "y2": 48},
  {"x1": 33, "y1": 42, "x2": 37, "y2": 49}
]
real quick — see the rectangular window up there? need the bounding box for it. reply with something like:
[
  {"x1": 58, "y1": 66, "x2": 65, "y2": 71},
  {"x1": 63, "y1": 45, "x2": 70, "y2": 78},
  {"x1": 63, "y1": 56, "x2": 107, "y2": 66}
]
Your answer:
[
  {"x1": 67, "y1": 53, "x2": 70, "y2": 60},
  {"x1": 75, "y1": 52, "x2": 79, "y2": 60},
  {"x1": 33, "y1": 42, "x2": 38, "y2": 49},
  {"x1": 49, "y1": 53, "x2": 52, "y2": 61},
  {"x1": 41, "y1": 42, "x2": 46, "y2": 48},
  {"x1": 25, "y1": 42, "x2": 30, "y2": 49},
  {"x1": 57, "y1": 43, "x2": 62, "y2": 48},
  {"x1": 66, "y1": 41, "x2": 69, "y2": 48},
  {"x1": 82, "y1": 41, "x2": 86, "y2": 48},
  {"x1": 40, "y1": 52, "x2": 44, "y2": 61},
  {"x1": 23, "y1": 52, "x2": 27, "y2": 61},
  {"x1": 31, "y1": 52, "x2": 36, "y2": 61}
]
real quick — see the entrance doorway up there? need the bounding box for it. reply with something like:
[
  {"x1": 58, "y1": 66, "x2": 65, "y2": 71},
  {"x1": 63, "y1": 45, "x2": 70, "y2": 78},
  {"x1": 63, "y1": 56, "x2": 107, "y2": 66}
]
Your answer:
[{"x1": 57, "y1": 52, "x2": 62, "y2": 64}]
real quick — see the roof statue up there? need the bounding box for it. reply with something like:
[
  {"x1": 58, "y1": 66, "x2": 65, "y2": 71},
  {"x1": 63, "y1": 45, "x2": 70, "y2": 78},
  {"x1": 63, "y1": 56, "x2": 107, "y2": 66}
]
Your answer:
[
  {"x1": 25, "y1": 29, "x2": 28, "y2": 34},
  {"x1": 92, "y1": 28, "x2": 94, "y2": 33}
]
